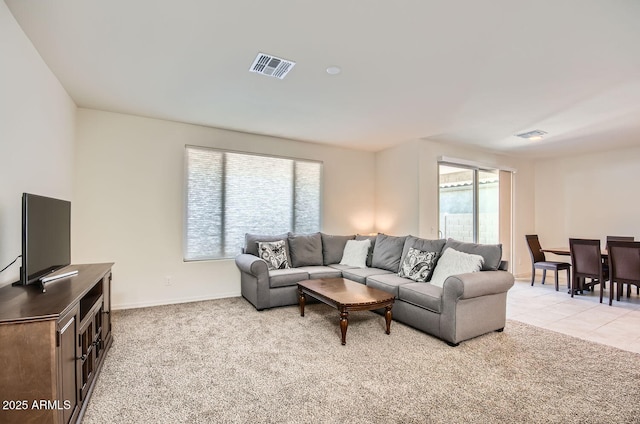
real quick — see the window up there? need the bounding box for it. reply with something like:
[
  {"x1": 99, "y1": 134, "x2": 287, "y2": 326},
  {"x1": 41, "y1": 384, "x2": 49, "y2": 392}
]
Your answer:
[{"x1": 184, "y1": 146, "x2": 322, "y2": 260}]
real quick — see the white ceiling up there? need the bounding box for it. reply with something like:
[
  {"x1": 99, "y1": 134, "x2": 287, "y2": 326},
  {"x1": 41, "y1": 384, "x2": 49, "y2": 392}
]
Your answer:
[{"x1": 6, "y1": 0, "x2": 640, "y2": 157}]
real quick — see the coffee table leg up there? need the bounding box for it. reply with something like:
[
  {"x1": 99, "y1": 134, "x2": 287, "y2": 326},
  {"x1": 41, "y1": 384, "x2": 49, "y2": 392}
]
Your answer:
[
  {"x1": 340, "y1": 310, "x2": 348, "y2": 345},
  {"x1": 298, "y1": 289, "x2": 306, "y2": 317},
  {"x1": 384, "y1": 305, "x2": 392, "y2": 335}
]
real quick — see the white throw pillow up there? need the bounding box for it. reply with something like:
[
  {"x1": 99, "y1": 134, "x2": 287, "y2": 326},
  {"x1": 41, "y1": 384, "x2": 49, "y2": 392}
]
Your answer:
[
  {"x1": 429, "y1": 248, "x2": 484, "y2": 287},
  {"x1": 339, "y1": 239, "x2": 371, "y2": 268}
]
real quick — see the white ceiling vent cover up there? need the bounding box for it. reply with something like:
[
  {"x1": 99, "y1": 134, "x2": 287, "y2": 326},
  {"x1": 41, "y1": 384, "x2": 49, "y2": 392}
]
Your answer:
[
  {"x1": 516, "y1": 130, "x2": 547, "y2": 140},
  {"x1": 249, "y1": 53, "x2": 295, "y2": 79}
]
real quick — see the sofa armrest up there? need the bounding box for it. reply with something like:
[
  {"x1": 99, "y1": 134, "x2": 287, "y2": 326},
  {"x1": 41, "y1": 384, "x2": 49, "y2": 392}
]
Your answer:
[
  {"x1": 439, "y1": 270, "x2": 514, "y2": 345},
  {"x1": 235, "y1": 253, "x2": 271, "y2": 310},
  {"x1": 235, "y1": 253, "x2": 268, "y2": 277},
  {"x1": 443, "y1": 270, "x2": 514, "y2": 300}
]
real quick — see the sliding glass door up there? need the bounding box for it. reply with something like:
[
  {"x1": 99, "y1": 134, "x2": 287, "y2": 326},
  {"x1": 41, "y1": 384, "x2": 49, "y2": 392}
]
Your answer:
[
  {"x1": 439, "y1": 165, "x2": 475, "y2": 242},
  {"x1": 478, "y1": 169, "x2": 499, "y2": 244},
  {"x1": 438, "y1": 164, "x2": 500, "y2": 244}
]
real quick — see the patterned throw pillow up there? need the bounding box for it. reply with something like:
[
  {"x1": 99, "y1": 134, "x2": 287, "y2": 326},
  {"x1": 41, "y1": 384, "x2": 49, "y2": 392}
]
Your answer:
[
  {"x1": 257, "y1": 240, "x2": 290, "y2": 270},
  {"x1": 398, "y1": 247, "x2": 438, "y2": 282}
]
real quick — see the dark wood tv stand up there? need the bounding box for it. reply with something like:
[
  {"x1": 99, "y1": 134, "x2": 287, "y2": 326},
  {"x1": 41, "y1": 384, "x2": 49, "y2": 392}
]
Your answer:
[{"x1": 0, "y1": 263, "x2": 113, "y2": 424}]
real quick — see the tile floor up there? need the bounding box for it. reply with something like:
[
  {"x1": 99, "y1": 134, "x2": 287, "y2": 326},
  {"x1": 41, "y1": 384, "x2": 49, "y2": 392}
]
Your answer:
[{"x1": 507, "y1": 276, "x2": 640, "y2": 354}]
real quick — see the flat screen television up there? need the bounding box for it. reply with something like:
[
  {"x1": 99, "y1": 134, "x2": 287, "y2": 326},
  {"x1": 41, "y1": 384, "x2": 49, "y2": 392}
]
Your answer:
[{"x1": 19, "y1": 193, "x2": 71, "y2": 286}]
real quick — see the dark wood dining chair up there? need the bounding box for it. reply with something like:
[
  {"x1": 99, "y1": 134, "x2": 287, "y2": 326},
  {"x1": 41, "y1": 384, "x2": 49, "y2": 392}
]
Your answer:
[
  {"x1": 607, "y1": 241, "x2": 640, "y2": 305},
  {"x1": 569, "y1": 238, "x2": 608, "y2": 302},
  {"x1": 606, "y1": 236, "x2": 634, "y2": 243},
  {"x1": 525, "y1": 235, "x2": 571, "y2": 291},
  {"x1": 607, "y1": 236, "x2": 638, "y2": 296}
]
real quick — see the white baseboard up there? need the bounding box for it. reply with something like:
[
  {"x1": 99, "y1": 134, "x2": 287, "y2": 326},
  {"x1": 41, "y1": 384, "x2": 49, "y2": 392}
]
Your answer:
[{"x1": 112, "y1": 291, "x2": 241, "y2": 311}]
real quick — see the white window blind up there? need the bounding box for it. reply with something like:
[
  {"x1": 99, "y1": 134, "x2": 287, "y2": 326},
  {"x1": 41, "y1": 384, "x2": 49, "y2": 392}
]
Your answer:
[{"x1": 185, "y1": 146, "x2": 322, "y2": 260}]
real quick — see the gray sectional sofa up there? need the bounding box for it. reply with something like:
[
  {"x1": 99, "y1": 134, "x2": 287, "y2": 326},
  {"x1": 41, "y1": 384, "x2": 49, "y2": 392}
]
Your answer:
[{"x1": 235, "y1": 232, "x2": 514, "y2": 345}]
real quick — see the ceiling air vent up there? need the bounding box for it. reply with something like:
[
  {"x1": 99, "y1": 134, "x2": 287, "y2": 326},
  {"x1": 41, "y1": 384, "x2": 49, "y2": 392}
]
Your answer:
[
  {"x1": 516, "y1": 130, "x2": 547, "y2": 141},
  {"x1": 249, "y1": 52, "x2": 295, "y2": 79}
]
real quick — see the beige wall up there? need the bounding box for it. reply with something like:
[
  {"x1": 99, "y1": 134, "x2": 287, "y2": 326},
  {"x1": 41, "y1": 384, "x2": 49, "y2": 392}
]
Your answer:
[
  {"x1": 375, "y1": 139, "x2": 536, "y2": 276},
  {"x1": 73, "y1": 109, "x2": 376, "y2": 309},
  {"x1": 0, "y1": 3, "x2": 76, "y2": 287},
  {"x1": 534, "y1": 146, "x2": 640, "y2": 254},
  {"x1": 375, "y1": 140, "x2": 420, "y2": 235}
]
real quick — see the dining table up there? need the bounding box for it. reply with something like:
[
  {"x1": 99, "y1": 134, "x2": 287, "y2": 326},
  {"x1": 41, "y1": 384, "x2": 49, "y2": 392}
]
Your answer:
[{"x1": 541, "y1": 247, "x2": 608, "y2": 259}]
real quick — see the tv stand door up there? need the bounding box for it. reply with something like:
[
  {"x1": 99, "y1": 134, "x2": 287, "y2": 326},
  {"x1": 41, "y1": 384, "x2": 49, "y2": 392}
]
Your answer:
[{"x1": 58, "y1": 307, "x2": 80, "y2": 424}]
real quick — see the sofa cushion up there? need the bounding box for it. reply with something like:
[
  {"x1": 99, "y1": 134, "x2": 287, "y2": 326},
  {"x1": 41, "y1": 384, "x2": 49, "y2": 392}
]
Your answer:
[
  {"x1": 366, "y1": 273, "x2": 411, "y2": 297},
  {"x1": 429, "y1": 248, "x2": 483, "y2": 287},
  {"x1": 371, "y1": 234, "x2": 407, "y2": 272},
  {"x1": 442, "y1": 239, "x2": 502, "y2": 271},
  {"x1": 400, "y1": 236, "x2": 446, "y2": 264},
  {"x1": 268, "y1": 269, "x2": 309, "y2": 288},
  {"x1": 398, "y1": 248, "x2": 438, "y2": 282},
  {"x1": 297, "y1": 266, "x2": 342, "y2": 280},
  {"x1": 257, "y1": 240, "x2": 290, "y2": 270},
  {"x1": 355, "y1": 234, "x2": 377, "y2": 267},
  {"x1": 398, "y1": 282, "x2": 443, "y2": 313},
  {"x1": 245, "y1": 232, "x2": 291, "y2": 257},
  {"x1": 327, "y1": 264, "x2": 359, "y2": 271},
  {"x1": 341, "y1": 268, "x2": 391, "y2": 285},
  {"x1": 288, "y1": 233, "x2": 323, "y2": 267},
  {"x1": 321, "y1": 233, "x2": 355, "y2": 265},
  {"x1": 340, "y1": 239, "x2": 371, "y2": 268}
]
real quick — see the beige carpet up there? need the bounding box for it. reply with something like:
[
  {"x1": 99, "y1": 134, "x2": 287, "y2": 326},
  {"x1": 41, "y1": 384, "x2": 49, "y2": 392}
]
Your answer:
[{"x1": 83, "y1": 297, "x2": 640, "y2": 424}]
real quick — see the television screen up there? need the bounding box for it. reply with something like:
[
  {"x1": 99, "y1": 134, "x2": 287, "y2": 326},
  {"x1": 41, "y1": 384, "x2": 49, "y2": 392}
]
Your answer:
[{"x1": 21, "y1": 193, "x2": 71, "y2": 285}]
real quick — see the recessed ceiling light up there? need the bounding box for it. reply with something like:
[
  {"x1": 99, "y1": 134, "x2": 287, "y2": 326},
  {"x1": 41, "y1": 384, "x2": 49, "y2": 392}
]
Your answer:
[
  {"x1": 326, "y1": 66, "x2": 341, "y2": 75},
  {"x1": 516, "y1": 130, "x2": 547, "y2": 141}
]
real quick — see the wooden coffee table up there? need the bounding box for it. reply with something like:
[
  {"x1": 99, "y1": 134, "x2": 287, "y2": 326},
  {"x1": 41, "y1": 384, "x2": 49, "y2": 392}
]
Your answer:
[{"x1": 297, "y1": 278, "x2": 395, "y2": 345}]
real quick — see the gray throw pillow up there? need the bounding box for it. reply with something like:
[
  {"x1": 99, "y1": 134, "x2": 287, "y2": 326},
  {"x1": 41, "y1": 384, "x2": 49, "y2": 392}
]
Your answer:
[
  {"x1": 288, "y1": 233, "x2": 323, "y2": 267},
  {"x1": 400, "y1": 236, "x2": 446, "y2": 267},
  {"x1": 398, "y1": 247, "x2": 438, "y2": 282},
  {"x1": 321, "y1": 234, "x2": 355, "y2": 265},
  {"x1": 371, "y1": 234, "x2": 407, "y2": 272},
  {"x1": 257, "y1": 240, "x2": 290, "y2": 270},
  {"x1": 442, "y1": 239, "x2": 502, "y2": 271},
  {"x1": 245, "y1": 232, "x2": 291, "y2": 257}
]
